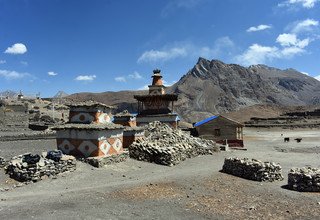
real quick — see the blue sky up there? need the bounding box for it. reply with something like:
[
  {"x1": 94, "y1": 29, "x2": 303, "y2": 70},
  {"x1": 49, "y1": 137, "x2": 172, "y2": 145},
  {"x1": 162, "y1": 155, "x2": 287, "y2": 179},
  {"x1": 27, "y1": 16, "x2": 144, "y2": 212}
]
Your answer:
[{"x1": 0, "y1": 0, "x2": 319, "y2": 97}]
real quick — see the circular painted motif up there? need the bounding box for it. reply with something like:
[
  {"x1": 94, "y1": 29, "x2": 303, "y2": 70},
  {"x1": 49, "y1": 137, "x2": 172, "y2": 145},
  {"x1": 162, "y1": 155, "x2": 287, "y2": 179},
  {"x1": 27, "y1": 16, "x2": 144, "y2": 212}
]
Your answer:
[{"x1": 79, "y1": 114, "x2": 85, "y2": 121}]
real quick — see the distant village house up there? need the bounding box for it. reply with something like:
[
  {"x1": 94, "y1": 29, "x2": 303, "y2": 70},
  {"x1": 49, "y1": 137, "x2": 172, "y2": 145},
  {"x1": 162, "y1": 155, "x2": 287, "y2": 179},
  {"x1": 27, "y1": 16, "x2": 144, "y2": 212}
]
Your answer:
[{"x1": 193, "y1": 115, "x2": 244, "y2": 147}]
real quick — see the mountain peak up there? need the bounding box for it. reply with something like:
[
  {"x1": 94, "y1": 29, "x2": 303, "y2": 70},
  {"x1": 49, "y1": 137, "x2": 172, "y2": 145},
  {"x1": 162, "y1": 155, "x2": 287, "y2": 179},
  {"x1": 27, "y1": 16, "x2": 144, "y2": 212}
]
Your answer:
[{"x1": 197, "y1": 57, "x2": 210, "y2": 64}]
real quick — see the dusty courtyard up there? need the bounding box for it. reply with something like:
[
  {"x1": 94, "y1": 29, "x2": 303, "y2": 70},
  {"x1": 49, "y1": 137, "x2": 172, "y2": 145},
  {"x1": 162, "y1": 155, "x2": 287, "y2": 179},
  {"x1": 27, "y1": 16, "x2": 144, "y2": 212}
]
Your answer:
[{"x1": 0, "y1": 127, "x2": 319, "y2": 219}]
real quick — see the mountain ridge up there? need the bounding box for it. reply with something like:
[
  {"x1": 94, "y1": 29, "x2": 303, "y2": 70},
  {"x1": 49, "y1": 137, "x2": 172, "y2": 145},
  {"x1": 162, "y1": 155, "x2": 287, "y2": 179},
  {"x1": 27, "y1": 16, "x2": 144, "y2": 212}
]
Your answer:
[{"x1": 67, "y1": 58, "x2": 320, "y2": 122}]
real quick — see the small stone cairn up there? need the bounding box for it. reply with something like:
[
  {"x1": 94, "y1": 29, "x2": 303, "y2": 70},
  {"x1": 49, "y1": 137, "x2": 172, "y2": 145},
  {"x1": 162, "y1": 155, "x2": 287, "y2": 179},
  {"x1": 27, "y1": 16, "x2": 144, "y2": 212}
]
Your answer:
[
  {"x1": 129, "y1": 121, "x2": 219, "y2": 166},
  {"x1": 288, "y1": 167, "x2": 320, "y2": 192},
  {"x1": 222, "y1": 157, "x2": 284, "y2": 182},
  {"x1": 5, "y1": 150, "x2": 76, "y2": 182}
]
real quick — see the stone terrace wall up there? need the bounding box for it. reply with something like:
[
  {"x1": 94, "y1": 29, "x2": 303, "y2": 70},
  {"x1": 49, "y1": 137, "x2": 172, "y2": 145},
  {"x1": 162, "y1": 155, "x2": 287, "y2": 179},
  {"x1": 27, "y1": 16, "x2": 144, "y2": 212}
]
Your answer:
[
  {"x1": 288, "y1": 167, "x2": 320, "y2": 192},
  {"x1": 222, "y1": 157, "x2": 284, "y2": 182},
  {"x1": 0, "y1": 111, "x2": 29, "y2": 130}
]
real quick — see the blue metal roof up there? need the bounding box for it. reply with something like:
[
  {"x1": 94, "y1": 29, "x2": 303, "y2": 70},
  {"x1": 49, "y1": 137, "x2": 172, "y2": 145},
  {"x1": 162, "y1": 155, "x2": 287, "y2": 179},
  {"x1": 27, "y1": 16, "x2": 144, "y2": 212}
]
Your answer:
[{"x1": 194, "y1": 115, "x2": 219, "y2": 127}]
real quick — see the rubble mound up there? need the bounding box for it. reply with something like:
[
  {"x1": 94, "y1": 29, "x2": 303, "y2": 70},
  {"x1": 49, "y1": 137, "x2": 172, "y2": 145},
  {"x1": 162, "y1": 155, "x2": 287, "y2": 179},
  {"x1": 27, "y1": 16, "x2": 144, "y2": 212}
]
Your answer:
[
  {"x1": 222, "y1": 157, "x2": 284, "y2": 182},
  {"x1": 288, "y1": 167, "x2": 320, "y2": 192},
  {"x1": 5, "y1": 150, "x2": 76, "y2": 182},
  {"x1": 129, "y1": 121, "x2": 219, "y2": 166}
]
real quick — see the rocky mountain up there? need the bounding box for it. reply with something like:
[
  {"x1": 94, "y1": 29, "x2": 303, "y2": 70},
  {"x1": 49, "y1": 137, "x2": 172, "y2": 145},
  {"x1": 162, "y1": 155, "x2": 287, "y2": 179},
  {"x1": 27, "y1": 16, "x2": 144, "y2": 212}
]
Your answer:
[
  {"x1": 167, "y1": 58, "x2": 320, "y2": 122},
  {"x1": 68, "y1": 58, "x2": 320, "y2": 123},
  {"x1": 53, "y1": 91, "x2": 69, "y2": 99}
]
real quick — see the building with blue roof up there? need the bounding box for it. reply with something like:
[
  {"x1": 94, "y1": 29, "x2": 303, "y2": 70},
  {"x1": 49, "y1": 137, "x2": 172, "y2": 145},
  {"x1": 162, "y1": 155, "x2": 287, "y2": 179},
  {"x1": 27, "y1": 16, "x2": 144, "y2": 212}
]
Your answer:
[{"x1": 193, "y1": 115, "x2": 244, "y2": 147}]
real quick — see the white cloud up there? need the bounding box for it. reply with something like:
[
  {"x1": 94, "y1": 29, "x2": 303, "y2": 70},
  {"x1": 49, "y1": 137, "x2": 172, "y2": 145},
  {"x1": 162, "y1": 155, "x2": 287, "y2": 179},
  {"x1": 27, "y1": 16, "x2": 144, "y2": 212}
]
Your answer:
[
  {"x1": 20, "y1": 61, "x2": 28, "y2": 66},
  {"x1": 48, "y1": 71, "x2": 58, "y2": 76},
  {"x1": 281, "y1": 46, "x2": 305, "y2": 57},
  {"x1": 114, "y1": 76, "x2": 126, "y2": 82},
  {"x1": 236, "y1": 42, "x2": 308, "y2": 65},
  {"x1": 276, "y1": 33, "x2": 310, "y2": 48},
  {"x1": 138, "y1": 36, "x2": 235, "y2": 63},
  {"x1": 236, "y1": 44, "x2": 280, "y2": 65},
  {"x1": 301, "y1": 71, "x2": 309, "y2": 75},
  {"x1": 315, "y1": 75, "x2": 320, "y2": 80},
  {"x1": 138, "y1": 47, "x2": 187, "y2": 63},
  {"x1": 291, "y1": 19, "x2": 319, "y2": 33},
  {"x1": 247, "y1": 24, "x2": 272, "y2": 32},
  {"x1": 75, "y1": 75, "x2": 96, "y2": 81},
  {"x1": 0, "y1": 69, "x2": 31, "y2": 80},
  {"x1": 4, "y1": 43, "x2": 27, "y2": 54},
  {"x1": 115, "y1": 71, "x2": 143, "y2": 82},
  {"x1": 279, "y1": 0, "x2": 319, "y2": 8},
  {"x1": 128, "y1": 71, "x2": 142, "y2": 79},
  {"x1": 236, "y1": 35, "x2": 311, "y2": 66},
  {"x1": 0, "y1": 60, "x2": 6, "y2": 64}
]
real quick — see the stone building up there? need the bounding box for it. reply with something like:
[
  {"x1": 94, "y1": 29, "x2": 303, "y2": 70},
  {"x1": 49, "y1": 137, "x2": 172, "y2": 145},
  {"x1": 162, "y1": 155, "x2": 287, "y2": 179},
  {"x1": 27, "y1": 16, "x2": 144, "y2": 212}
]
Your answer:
[
  {"x1": 53, "y1": 102, "x2": 126, "y2": 158},
  {"x1": 134, "y1": 69, "x2": 179, "y2": 128},
  {"x1": 193, "y1": 115, "x2": 244, "y2": 147}
]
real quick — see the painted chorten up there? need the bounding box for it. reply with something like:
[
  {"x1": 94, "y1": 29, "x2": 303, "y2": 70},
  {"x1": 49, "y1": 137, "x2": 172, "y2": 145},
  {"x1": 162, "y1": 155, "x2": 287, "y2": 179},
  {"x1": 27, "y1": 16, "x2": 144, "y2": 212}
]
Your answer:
[
  {"x1": 53, "y1": 101, "x2": 125, "y2": 158},
  {"x1": 134, "y1": 69, "x2": 179, "y2": 128}
]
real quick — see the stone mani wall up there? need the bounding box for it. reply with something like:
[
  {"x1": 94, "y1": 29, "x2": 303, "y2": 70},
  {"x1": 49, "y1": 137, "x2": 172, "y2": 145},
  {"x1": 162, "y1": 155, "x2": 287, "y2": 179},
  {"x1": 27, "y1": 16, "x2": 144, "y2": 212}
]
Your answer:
[
  {"x1": 5, "y1": 151, "x2": 76, "y2": 182},
  {"x1": 288, "y1": 167, "x2": 320, "y2": 192},
  {"x1": 129, "y1": 121, "x2": 219, "y2": 166},
  {"x1": 222, "y1": 157, "x2": 284, "y2": 182}
]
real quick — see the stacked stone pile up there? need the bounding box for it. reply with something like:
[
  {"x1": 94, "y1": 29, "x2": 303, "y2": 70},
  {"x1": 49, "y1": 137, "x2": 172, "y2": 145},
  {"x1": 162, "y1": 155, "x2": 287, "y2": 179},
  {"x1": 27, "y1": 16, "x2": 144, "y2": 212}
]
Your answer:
[
  {"x1": 288, "y1": 167, "x2": 320, "y2": 192},
  {"x1": 222, "y1": 157, "x2": 284, "y2": 182},
  {"x1": 5, "y1": 150, "x2": 76, "y2": 182},
  {"x1": 129, "y1": 121, "x2": 219, "y2": 166}
]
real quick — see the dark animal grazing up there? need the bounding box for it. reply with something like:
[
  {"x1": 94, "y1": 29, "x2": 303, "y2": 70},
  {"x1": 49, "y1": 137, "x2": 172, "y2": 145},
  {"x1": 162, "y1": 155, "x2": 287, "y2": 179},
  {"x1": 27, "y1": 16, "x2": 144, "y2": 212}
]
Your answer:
[
  {"x1": 284, "y1": 137, "x2": 290, "y2": 142},
  {"x1": 294, "y1": 138, "x2": 302, "y2": 143}
]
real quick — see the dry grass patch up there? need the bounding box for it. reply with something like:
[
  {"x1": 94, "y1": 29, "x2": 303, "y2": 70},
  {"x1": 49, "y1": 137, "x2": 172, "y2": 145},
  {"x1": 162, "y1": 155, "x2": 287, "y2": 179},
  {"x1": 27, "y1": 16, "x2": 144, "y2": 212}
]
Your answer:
[{"x1": 109, "y1": 182, "x2": 184, "y2": 201}]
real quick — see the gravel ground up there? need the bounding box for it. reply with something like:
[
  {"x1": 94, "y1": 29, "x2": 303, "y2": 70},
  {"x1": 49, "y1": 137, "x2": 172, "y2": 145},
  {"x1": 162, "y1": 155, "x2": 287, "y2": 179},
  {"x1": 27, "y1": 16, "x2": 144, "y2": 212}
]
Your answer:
[{"x1": 0, "y1": 127, "x2": 319, "y2": 219}]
